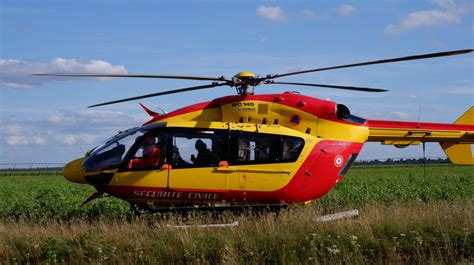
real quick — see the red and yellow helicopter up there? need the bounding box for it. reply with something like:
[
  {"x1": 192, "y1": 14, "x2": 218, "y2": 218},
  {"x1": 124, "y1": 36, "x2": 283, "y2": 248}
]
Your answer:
[{"x1": 36, "y1": 49, "x2": 474, "y2": 212}]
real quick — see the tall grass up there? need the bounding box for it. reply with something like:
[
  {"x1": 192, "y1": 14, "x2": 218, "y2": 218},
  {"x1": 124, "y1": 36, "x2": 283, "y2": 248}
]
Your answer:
[{"x1": 0, "y1": 202, "x2": 472, "y2": 264}]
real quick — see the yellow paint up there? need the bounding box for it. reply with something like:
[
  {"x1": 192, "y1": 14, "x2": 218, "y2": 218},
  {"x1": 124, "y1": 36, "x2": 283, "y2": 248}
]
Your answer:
[
  {"x1": 220, "y1": 100, "x2": 368, "y2": 143},
  {"x1": 111, "y1": 169, "x2": 169, "y2": 187},
  {"x1": 169, "y1": 167, "x2": 228, "y2": 190},
  {"x1": 441, "y1": 143, "x2": 474, "y2": 165},
  {"x1": 316, "y1": 118, "x2": 369, "y2": 143},
  {"x1": 454, "y1": 107, "x2": 474, "y2": 125},
  {"x1": 159, "y1": 107, "x2": 222, "y2": 123},
  {"x1": 383, "y1": 140, "x2": 421, "y2": 145},
  {"x1": 233, "y1": 72, "x2": 256, "y2": 79},
  {"x1": 440, "y1": 107, "x2": 474, "y2": 165},
  {"x1": 63, "y1": 158, "x2": 86, "y2": 183},
  {"x1": 368, "y1": 128, "x2": 471, "y2": 143}
]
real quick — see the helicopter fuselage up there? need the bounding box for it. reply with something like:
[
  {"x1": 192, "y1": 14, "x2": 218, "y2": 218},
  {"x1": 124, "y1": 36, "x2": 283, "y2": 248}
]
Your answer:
[{"x1": 63, "y1": 92, "x2": 474, "y2": 210}]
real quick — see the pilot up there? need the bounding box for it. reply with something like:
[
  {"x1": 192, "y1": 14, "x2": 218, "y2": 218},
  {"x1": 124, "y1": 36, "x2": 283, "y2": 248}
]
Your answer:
[
  {"x1": 191, "y1": 139, "x2": 218, "y2": 166},
  {"x1": 142, "y1": 136, "x2": 161, "y2": 167},
  {"x1": 128, "y1": 135, "x2": 161, "y2": 169}
]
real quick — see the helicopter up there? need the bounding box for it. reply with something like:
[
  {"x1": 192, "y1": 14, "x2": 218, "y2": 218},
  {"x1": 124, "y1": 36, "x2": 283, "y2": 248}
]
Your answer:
[{"x1": 35, "y1": 49, "x2": 474, "y2": 213}]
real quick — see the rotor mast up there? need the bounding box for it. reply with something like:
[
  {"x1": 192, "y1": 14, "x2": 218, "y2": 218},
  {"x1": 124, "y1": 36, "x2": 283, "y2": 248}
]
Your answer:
[{"x1": 232, "y1": 72, "x2": 259, "y2": 95}]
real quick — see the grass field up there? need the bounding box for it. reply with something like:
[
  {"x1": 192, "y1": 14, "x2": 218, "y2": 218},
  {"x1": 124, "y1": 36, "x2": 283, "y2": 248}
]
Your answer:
[{"x1": 0, "y1": 165, "x2": 473, "y2": 263}]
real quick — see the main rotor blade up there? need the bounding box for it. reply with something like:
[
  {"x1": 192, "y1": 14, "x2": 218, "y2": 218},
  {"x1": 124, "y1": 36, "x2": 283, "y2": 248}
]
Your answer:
[
  {"x1": 32, "y1": 73, "x2": 231, "y2": 82},
  {"x1": 88, "y1": 82, "x2": 229, "y2": 108},
  {"x1": 264, "y1": 49, "x2": 473, "y2": 80},
  {"x1": 266, "y1": 81, "x2": 388, "y2": 92}
]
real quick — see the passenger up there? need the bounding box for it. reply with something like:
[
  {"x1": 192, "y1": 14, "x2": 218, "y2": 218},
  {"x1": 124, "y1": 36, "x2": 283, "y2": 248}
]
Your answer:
[
  {"x1": 191, "y1": 139, "x2": 218, "y2": 166},
  {"x1": 212, "y1": 137, "x2": 226, "y2": 161},
  {"x1": 172, "y1": 146, "x2": 190, "y2": 168}
]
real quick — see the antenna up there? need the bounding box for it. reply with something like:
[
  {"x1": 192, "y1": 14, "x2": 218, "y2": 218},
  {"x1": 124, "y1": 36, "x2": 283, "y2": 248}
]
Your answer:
[
  {"x1": 422, "y1": 141, "x2": 426, "y2": 177},
  {"x1": 417, "y1": 101, "x2": 421, "y2": 129}
]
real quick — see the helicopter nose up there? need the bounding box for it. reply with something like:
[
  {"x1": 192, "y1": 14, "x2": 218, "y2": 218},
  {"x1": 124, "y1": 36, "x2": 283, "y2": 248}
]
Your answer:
[{"x1": 63, "y1": 158, "x2": 87, "y2": 183}]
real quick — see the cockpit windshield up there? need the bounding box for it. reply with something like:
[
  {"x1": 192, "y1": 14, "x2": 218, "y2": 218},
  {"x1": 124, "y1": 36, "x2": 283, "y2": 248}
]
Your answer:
[{"x1": 83, "y1": 127, "x2": 146, "y2": 172}]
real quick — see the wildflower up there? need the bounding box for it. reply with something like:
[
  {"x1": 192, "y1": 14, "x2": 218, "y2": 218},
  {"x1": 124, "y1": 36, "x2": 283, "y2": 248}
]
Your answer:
[{"x1": 327, "y1": 245, "x2": 340, "y2": 254}]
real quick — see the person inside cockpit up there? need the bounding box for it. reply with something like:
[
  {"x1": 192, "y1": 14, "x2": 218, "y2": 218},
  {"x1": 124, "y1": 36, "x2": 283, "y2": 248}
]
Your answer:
[
  {"x1": 191, "y1": 139, "x2": 218, "y2": 167},
  {"x1": 172, "y1": 146, "x2": 190, "y2": 168},
  {"x1": 128, "y1": 135, "x2": 161, "y2": 169}
]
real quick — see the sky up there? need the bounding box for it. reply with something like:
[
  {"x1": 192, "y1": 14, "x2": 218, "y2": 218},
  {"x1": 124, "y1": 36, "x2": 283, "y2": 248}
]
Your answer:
[{"x1": 1, "y1": 0, "x2": 473, "y2": 165}]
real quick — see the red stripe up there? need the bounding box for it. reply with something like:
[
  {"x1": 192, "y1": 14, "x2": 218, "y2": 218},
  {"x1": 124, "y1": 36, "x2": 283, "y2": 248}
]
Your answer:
[
  {"x1": 143, "y1": 93, "x2": 366, "y2": 126},
  {"x1": 367, "y1": 119, "x2": 474, "y2": 131}
]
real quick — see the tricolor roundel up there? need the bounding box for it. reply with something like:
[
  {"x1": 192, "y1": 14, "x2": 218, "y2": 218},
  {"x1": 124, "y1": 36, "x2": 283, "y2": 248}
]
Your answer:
[{"x1": 289, "y1": 114, "x2": 301, "y2": 126}]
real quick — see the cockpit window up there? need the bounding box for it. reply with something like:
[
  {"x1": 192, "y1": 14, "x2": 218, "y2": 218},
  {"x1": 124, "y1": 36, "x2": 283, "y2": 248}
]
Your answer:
[
  {"x1": 126, "y1": 133, "x2": 168, "y2": 170},
  {"x1": 83, "y1": 127, "x2": 146, "y2": 172}
]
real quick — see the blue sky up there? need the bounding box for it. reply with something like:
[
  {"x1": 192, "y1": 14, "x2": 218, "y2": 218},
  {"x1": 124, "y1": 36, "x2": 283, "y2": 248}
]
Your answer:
[{"x1": 1, "y1": 0, "x2": 473, "y2": 164}]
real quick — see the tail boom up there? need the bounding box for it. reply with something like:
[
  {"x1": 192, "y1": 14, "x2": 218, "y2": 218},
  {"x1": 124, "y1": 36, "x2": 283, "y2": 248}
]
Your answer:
[
  {"x1": 367, "y1": 120, "x2": 474, "y2": 144},
  {"x1": 366, "y1": 107, "x2": 474, "y2": 165}
]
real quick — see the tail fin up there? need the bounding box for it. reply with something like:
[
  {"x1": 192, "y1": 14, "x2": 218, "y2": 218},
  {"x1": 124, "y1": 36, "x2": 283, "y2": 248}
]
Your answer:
[{"x1": 440, "y1": 107, "x2": 474, "y2": 165}]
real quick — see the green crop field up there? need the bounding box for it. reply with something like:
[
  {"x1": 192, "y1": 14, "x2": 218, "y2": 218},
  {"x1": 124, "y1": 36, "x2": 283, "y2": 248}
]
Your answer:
[{"x1": 0, "y1": 165, "x2": 473, "y2": 263}]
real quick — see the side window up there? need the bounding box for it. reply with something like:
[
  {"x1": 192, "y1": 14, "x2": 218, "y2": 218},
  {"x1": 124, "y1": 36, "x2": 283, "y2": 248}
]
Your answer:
[
  {"x1": 231, "y1": 132, "x2": 304, "y2": 165},
  {"x1": 126, "y1": 133, "x2": 168, "y2": 170},
  {"x1": 172, "y1": 131, "x2": 226, "y2": 168},
  {"x1": 236, "y1": 137, "x2": 278, "y2": 163},
  {"x1": 281, "y1": 137, "x2": 304, "y2": 162}
]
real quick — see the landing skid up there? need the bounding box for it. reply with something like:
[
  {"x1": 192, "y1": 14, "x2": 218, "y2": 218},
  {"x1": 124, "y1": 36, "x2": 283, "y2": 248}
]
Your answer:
[
  {"x1": 131, "y1": 203, "x2": 287, "y2": 215},
  {"x1": 166, "y1": 209, "x2": 360, "y2": 228}
]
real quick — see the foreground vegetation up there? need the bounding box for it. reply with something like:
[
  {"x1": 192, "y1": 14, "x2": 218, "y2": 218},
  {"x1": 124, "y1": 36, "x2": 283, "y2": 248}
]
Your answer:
[
  {"x1": 0, "y1": 202, "x2": 472, "y2": 264},
  {"x1": 0, "y1": 165, "x2": 472, "y2": 263}
]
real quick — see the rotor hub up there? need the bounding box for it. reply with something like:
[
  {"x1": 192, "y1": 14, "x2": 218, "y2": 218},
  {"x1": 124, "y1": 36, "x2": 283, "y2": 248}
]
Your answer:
[
  {"x1": 232, "y1": 72, "x2": 259, "y2": 95},
  {"x1": 233, "y1": 71, "x2": 256, "y2": 79}
]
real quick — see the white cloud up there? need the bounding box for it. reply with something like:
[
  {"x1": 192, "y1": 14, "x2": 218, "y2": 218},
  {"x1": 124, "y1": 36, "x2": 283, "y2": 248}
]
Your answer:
[
  {"x1": 1, "y1": 109, "x2": 147, "y2": 149},
  {"x1": 60, "y1": 135, "x2": 77, "y2": 145},
  {"x1": 6, "y1": 136, "x2": 29, "y2": 146},
  {"x1": 3, "y1": 123, "x2": 22, "y2": 135},
  {"x1": 0, "y1": 58, "x2": 127, "y2": 89},
  {"x1": 384, "y1": 0, "x2": 471, "y2": 34},
  {"x1": 443, "y1": 86, "x2": 474, "y2": 95},
  {"x1": 429, "y1": 0, "x2": 457, "y2": 9},
  {"x1": 32, "y1": 136, "x2": 47, "y2": 145},
  {"x1": 301, "y1": 9, "x2": 315, "y2": 17},
  {"x1": 338, "y1": 4, "x2": 356, "y2": 16},
  {"x1": 256, "y1": 5, "x2": 287, "y2": 22},
  {"x1": 390, "y1": 111, "x2": 411, "y2": 120},
  {"x1": 401, "y1": 94, "x2": 418, "y2": 100}
]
